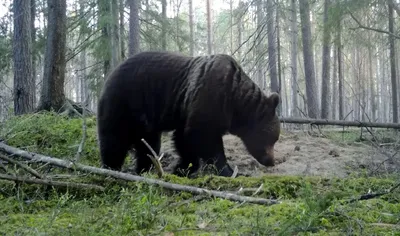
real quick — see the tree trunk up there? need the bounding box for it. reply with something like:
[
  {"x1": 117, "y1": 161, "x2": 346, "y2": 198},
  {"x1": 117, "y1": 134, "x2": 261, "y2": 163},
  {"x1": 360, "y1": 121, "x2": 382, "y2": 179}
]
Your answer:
[
  {"x1": 31, "y1": 0, "x2": 36, "y2": 106},
  {"x1": 13, "y1": 0, "x2": 35, "y2": 115},
  {"x1": 237, "y1": 1, "x2": 244, "y2": 61},
  {"x1": 299, "y1": 0, "x2": 319, "y2": 118},
  {"x1": 110, "y1": 0, "x2": 120, "y2": 69},
  {"x1": 380, "y1": 47, "x2": 388, "y2": 122},
  {"x1": 388, "y1": 0, "x2": 398, "y2": 123},
  {"x1": 376, "y1": 46, "x2": 382, "y2": 122},
  {"x1": 337, "y1": 13, "x2": 344, "y2": 120},
  {"x1": 276, "y1": 0, "x2": 283, "y2": 115},
  {"x1": 331, "y1": 47, "x2": 338, "y2": 120},
  {"x1": 256, "y1": 0, "x2": 264, "y2": 88},
  {"x1": 119, "y1": 0, "x2": 125, "y2": 60},
  {"x1": 368, "y1": 47, "x2": 376, "y2": 121},
  {"x1": 37, "y1": 0, "x2": 67, "y2": 112},
  {"x1": 189, "y1": 0, "x2": 194, "y2": 56},
  {"x1": 129, "y1": 0, "x2": 140, "y2": 56},
  {"x1": 320, "y1": 0, "x2": 331, "y2": 119},
  {"x1": 174, "y1": 0, "x2": 182, "y2": 51},
  {"x1": 161, "y1": 0, "x2": 167, "y2": 50},
  {"x1": 290, "y1": 0, "x2": 298, "y2": 117},
  {"x1": 98, "y1": 0, "x2": 111, "y2": 77},
  {"x1": 266, "y1": 0, "x2": 278, "y2": 93},
  {"x1": 206, "y1": 0, "x2": 212, "y2": 54},
  {"x1": 80, "y1": 0, "x2": 89, "y2": 106}
]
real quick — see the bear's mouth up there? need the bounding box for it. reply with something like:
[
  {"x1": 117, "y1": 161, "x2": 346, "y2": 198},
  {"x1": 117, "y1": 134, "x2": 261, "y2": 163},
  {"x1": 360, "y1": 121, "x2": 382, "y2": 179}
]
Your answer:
[{"x1": 256, "y1": 155, "x2": 275, "y2": 167}]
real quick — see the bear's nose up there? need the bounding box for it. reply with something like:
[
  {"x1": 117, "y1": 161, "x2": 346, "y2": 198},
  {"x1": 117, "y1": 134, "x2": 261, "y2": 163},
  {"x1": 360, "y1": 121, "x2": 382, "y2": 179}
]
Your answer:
[{"x1": 258, "y1": 149, "x2": 275, "y2": 167}]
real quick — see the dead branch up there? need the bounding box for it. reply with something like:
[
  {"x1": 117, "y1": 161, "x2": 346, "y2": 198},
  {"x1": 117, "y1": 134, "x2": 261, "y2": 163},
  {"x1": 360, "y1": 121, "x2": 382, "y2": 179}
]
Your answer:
[
  {"x1": 231, "y1": 165, "x2": 238, "y2": 178},
  {"x1": 347, "y1": 10, "x2": 400, "y2": 40},
  {"x1": 0, "y1": 153, "x2": 43, "y2": 179},
  {"x1": 0, "y1": 173, "x2": 105, "y2": 191},
  {"x1": 141, "y1": 138, "x2": 164, "y2": 178},
  {"x1": 347, "y1": 182, "x2": 400, "y2": 203},
  {"x1": 370, "y1": 223, "x2": 400, "y2": 229},
  {"x1": 0, "y1": 142, "x2": 280, "y2": 205},
  {"x1": 280, "y1": 117, "x2": 400, "y2": 129}
]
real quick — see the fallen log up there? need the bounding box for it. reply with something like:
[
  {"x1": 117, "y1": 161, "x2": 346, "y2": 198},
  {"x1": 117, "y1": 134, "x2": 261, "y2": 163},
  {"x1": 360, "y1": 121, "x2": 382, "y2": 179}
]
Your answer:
[
  {"x1": 0, "y1": 173, "x2": 105, "y2": 191},
  {"x1": 279, "y1": 117, "x2": 400, "y2": 129},
  {"x1": 0, "y1": 142, "x2": 280, "y2": 206}
]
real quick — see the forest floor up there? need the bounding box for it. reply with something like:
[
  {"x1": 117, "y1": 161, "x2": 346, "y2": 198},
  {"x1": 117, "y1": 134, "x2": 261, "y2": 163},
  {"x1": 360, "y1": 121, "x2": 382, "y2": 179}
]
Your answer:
[
  {"x1": 0, "y1": 113, "x2": 399, "y2": 235},
  {"x1": 159, "y1": 128, "x2": 400, "y2": 178}
]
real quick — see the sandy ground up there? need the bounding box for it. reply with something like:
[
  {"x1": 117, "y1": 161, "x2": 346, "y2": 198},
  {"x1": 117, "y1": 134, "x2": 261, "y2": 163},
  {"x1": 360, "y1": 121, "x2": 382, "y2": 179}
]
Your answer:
[{"x1": 150, "y1": 130, "x2": 400, "y2": 178}]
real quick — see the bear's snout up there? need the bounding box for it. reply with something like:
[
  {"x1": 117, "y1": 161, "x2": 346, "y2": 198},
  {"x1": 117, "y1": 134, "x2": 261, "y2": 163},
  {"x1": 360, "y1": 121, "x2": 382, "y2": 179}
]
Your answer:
[{"x1": 256, "y1": 148, "x2": 275, "y2": 167}]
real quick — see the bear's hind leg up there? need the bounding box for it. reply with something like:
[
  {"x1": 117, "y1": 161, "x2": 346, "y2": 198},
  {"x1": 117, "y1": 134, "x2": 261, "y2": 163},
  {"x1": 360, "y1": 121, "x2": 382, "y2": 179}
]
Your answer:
[{"x1": 133, "y1": 132, "x2": 162, "y2": 175}]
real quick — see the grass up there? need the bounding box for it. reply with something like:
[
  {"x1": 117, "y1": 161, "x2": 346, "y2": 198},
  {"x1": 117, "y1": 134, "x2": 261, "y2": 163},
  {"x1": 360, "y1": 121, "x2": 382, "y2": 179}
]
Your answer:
[{"x1": 0, "y1": 112, "x2": 399, "y2": 235}]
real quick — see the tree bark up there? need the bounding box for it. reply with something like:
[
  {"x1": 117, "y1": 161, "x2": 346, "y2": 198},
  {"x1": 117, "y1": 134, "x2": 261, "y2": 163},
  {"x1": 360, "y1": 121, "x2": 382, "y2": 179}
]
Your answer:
[
  {"x1": 161, "y1": 0, "x2": 167, "y2": 50},
  {"x1": 98, "y1": 0, "x2": 111, "y2": 77},
  {"x1": 320, "y1": 0, "x2": 331, "y2": 119},
  {"x1": 119, "y1": 0, "x2": 125, "y2": 60},
  {"x1": 266, "y1": 0, "x2": 278, "y2": 93},
  {"x1": 110, "y1": 0, "x2": 120, "y2": 69},
  {"x1": 206, "y1": 0, "x2": 212, "y2": 54},
  {"x1": 80, "y1": 0, "x2": 89, "y2": 106},
  {"x1": 256, "y1": 0, "x2": 264, "y2": 88},
  {"x1": 388, "y1": 0, "x2": 398, "y2": 123},
  {"x1": 337, "y1": 12, "x2": 344, "y2": 120},
  {"x1": 290, "y1": 0, "x2": 299, "y2": 117},
  {"x1": 276, "y1": 0, "x2": 283, "y2": 115},
  {"x1": 299, "y1": 0, "x2": 319, "y2": 118},
  {"x1": 129, "y1": 0, "x2": 140, "y2": 56},
  {"x1": 332, "y1": 47, "x2": 338, "y2": 120},
  {"x1": 368, "y1": 47, "x2": 376, "y2": 121},
  {"x1": 189, "y1": 0, "x2": 194, "y2": 56},
  {"x1": 237, "y1": 1, "x2": 244, "y2": 61},
  {"x1": 13, "y1": 0, "x2": 35, "y2": 115},
  {"x1": 31, "y1": 0, "x2": 36, "y2": 106},
  {"x1": 37, "y1": 0, "x2": 67, "y2": 112}
]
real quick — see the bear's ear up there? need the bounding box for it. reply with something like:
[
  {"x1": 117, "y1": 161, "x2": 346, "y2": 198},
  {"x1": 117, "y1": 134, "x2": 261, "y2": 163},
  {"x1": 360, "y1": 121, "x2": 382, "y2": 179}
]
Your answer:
[{"x1": 268, "y1": 92, "x2": 280, "y2": 110}]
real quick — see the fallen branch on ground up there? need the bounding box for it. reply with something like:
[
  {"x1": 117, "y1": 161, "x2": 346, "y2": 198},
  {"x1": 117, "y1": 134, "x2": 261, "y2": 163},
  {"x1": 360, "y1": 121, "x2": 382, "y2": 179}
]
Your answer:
[
  {"x1": 279, "y1": 117, "x2": 400, "y2": 129},
  {"x1": 0, "y1": 173, "x2": 105, "y2": 191},
  {"x1": 0, "y1": 153, "x2": 44, "y2": 179},
  {"x1": 346, "y1": 182, "x2": 400, "y2": 203},
  {"x1": 0, "y1": 142, "x2": 280, "y2": 206}
]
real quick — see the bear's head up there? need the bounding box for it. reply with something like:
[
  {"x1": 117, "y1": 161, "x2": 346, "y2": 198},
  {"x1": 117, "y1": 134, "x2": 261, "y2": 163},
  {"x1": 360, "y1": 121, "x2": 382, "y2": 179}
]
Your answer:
[{"x1": 241, "y1": 92, "x2": 281, "y2": 167}]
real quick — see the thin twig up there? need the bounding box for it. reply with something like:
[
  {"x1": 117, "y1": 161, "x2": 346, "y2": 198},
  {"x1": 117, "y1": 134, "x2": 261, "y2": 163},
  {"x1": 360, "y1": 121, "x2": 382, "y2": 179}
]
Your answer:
[
  {"x1": 231, "y1": 165, "x2": 238, "y2": 178},
  {"x1": 0, "y1": 142, "x2": 280, "y2": 206},
  {"x1": 75, "y1": 99, "x2": 88, "y2": 162},
  {"x1": 0, "y1": 153, "x2": 43, "y2": 179},
  {"x1": 0, "y1": 173, "x2": 104, "y2": 191},
  {"x1": 142, "y1": 138, "x2": 164, "y2": 178},
  {"x1": 347, "y1": 10, "x2": 400, "y2": 39}
]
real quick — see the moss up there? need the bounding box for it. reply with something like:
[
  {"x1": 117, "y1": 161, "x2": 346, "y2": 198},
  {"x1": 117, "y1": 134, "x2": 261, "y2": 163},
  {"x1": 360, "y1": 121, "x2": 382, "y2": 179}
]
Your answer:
[
  {"x1": 1, "y1": 113, "x2": 399, "y2": 235},
  {"x1": 0, "y1": 112, "x2": 99, "y2": 166}
]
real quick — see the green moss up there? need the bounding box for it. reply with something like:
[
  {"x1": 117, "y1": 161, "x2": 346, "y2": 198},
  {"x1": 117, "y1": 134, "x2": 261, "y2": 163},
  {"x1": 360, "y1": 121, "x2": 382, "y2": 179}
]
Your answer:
[
  {"x1": 0, "y1": 112, "x2": 99, "y2": 166},
  {"x1": 1, "y1": 113, "x2": 399, "y2": 235}
]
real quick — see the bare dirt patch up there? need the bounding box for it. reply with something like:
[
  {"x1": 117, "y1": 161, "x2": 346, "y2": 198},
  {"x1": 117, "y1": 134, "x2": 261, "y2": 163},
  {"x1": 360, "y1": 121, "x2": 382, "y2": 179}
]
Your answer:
[{"x1": 158, "y1": 131, "x2": 399, "y2": 178}]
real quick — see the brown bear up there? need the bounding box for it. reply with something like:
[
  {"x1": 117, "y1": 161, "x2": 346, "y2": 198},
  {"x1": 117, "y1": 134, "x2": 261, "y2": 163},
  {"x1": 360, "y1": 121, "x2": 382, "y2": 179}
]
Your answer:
[{"x1": 97, "y1": 51, "x2": 281, "y2": 177}]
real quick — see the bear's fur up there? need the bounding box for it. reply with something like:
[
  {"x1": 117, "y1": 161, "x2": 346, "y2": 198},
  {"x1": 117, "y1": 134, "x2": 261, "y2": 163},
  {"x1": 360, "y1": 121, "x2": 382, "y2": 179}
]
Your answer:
[{"x1": 97, "y1": 51, "x2": 281, "y2": 177}]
